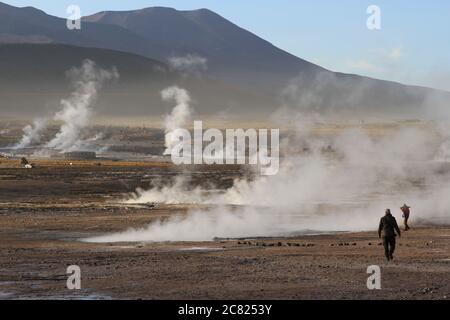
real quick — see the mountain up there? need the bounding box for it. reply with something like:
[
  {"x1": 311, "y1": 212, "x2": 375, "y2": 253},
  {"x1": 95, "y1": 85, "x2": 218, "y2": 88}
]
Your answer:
[
  {"x1": 83, "y1": 7, "x2": 323, "y2": 92},
  {"x1": 0, "y1": 2, "x2": 167, "y2": 58},
  {"x1": 0, "y1": 2, "x2": 449, "y2": 118},
  {"x1": 0, "y1": 44, "x2": 273, "y2": 117}
]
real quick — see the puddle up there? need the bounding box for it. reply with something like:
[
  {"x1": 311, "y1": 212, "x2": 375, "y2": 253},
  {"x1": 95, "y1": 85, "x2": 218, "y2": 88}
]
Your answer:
[
  {"x1": 0, "y1": 282, "x2": 15, "y2": 299},
  {"x1": 7, "y1": 292, "x2": 112, "y2": 300},
  {"x1": 0, "y1": 291, "x2": 14, "y2": 299},
  {"x1": 44, "y1": 294, "x2": 112, "y2": 300},
  {"x1": 178, "y1": 247, "x2": 224, "y2": 252}
]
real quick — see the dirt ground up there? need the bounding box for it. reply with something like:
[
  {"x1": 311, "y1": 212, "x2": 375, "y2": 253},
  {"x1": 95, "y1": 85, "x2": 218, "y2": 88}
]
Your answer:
[{"x1": 0, "y1": 159, "x2": 449, "y2": 300}]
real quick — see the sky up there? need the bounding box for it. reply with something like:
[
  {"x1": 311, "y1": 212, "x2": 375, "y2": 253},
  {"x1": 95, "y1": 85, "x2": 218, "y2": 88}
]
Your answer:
[{"x1": 4, "y1": 0, "x2": 450, "y2": 91}]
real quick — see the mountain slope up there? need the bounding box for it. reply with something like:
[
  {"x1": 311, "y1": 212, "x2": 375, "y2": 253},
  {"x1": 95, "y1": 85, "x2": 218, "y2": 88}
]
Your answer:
[
  {"x1": 0, "y1": 2, "x2": 168, "y2": 59},
  {"x1": 0, "y1": 43, "x2": 274, "y2": 117},
  {"x1": 83, "y1": 7, "x2": 324, "y2": 91},
  {"x1": 0, "y1": 2, "x2": 449, "y2": 118},
  {"x1": 84, "y1": 7, "x2": 450, "y2": 117}
]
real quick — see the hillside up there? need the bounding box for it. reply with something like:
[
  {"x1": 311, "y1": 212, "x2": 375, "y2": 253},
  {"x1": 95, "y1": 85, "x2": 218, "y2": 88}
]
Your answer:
[
  {"x1": 0, "y1": 43, "x2": 274, "y2": 117},
  {"x1": 0, "y1": 2, "x2": 449, "y2": 118}
]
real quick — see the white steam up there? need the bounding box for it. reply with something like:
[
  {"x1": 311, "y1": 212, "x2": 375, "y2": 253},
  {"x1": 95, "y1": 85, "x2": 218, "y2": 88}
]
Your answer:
[
  {"x1": 168, "y1": 54, "x2": 207, "y2": 75},
  {"x1": 82, "y1": 70, "x2": 450, "y2": 243},
  {"x1": 13, "y1": 118, "x2": 47, "y2": 149},
  {"x1": 435, "y1": 122, "x2": 450, "y2": 161},
  {"x1": 127, "y1": 176, "x2": 211, "y2": 205},
  {"x1": 162, "y1": 86, "x2": 193, "y2": 155},
  {"x1": 13, "y1": 60, "x2": 118, "y2": 152},
  {"x1": 46, "y1": 60, "x2": 118, "y2": 152},
  {"x1": 84, "y1": 122, "x2": 450, "y2": 243}
]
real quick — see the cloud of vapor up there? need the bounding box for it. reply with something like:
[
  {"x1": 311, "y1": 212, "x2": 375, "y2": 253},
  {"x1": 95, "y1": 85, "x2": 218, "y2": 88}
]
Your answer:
[
  {"x1": 13, "y1": 118, "x2": 48, "y2": 149},
  {"x1": 280, "y1": 70, "x2": 450, "y2": 120},
  {"x1": 0, "y1": 121, "x2": 10, "y2": 134},
  {"x1": 161, "y1": 86, "x2": 193, "y2": 155},
  {"x1": 280, "y1": 71, "x2": 373, "y2": 119},
  {"x1": 127, "y1": 176, "x2": 212, "y2": 205},
  {"x1": 168, "y1": 54, "x2": 207, "y2": 76},
  {"x1": 434, "y1": 121, "x2": 450, "y2": 162},
  {"x1": 46, "y1": 60, "x2": 119, "y2": 152},
  {"x1": 65, "y1": 132, "x2": 109, "y2": 154},
  {"x1": 84, "y1": 120, "x2": 450, "y2": 243},
  {"x1": 12, "y1": 60, "x2": 118, "y2": 152},
  {"x1": 83, "y1": 72, "x2": 450, "y2": 244}
]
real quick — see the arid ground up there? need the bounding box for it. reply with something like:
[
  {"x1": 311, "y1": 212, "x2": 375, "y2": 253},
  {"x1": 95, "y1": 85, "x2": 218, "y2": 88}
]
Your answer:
[{"x1": 0, "y1": 158, "x2": 449, "y2": 300}]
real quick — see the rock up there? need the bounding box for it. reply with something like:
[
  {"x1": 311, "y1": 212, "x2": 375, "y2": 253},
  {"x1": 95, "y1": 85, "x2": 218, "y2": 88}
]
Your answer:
[{"x1": 421, "y1": 287, "x2": 433, "y2": 294}]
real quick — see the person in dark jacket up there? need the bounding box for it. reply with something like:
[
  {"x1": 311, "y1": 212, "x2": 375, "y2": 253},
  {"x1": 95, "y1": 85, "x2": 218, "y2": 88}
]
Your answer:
[{"x1": 378, "y1": 209, "x2": 401, "y2": 261}]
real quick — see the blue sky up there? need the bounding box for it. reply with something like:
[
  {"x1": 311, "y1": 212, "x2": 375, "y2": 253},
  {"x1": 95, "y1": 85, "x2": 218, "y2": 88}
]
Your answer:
[{"x1": 4, "y1": 0, "x2": 450, "y2": 91}]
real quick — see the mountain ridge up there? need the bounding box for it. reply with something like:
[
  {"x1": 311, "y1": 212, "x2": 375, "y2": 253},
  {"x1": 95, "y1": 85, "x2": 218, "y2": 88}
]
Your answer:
[
  {"x1": 0, "y1": 43, "x2": 275, "y2": 117},
  {"x1": 0, "y1": 2, "x2": 449, "y2": 118}
]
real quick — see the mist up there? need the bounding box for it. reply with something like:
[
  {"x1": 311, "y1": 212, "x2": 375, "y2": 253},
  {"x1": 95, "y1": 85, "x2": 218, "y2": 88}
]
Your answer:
[
  {"x1": 12, "y1": 60, "x2": 119, "y2": 153},
  {"x1": 168, "y1": 54, "x2": 208, "y2": 76},
  {"x1": 84, "y1": 119, "x2": 450, "y2": 243},
  {"x1": 82, "y1": 65, "x2": 450, "y2": 243},
  {"x1": 12, "y1": 118, "x2": 47, "y2": 149},
  {"x1": 162, "y1": 86, "x2": 193, "y2": 155},
  {"x1": 46, "y1": 60, "x2": 118, "y2": 152}
]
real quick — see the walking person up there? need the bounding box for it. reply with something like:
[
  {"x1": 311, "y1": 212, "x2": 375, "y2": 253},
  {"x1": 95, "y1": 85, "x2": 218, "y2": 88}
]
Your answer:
[
  {"x1": 378, "y1": 209, "x2": 401, "y2": 261},
  {"x1": 401, "y1": 204, "x2": 411, "y2": 231}
]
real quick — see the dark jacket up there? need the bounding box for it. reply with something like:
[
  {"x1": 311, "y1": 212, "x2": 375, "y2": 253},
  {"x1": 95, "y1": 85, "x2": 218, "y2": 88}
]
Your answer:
[{"x1": 378, "y1": 213, "x2": 401, "y2": 238}]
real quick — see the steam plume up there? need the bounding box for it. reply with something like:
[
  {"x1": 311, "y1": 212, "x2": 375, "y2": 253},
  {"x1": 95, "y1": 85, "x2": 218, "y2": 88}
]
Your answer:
[
  {"x1": 168, "y1": 54, "x2": 207, "y2": 76},
  {"x1": 13, "y1": 118, "x2": 47, "y2": 149},
  {"x1": 84, "y1": 123, "x2": 450, "y2": 243},
  {"x1": 83, "y1": 72, "x2": 450, "y2": 243},
  {"x1": 12, "y1": 60, "x2": 118, "y2": 152},
  {"x1": 162, "y1": 86, "x2": 193, "y2": 155},
  {"x1": 46, "y1": 60, "x2": 118, "y2": 152}
]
